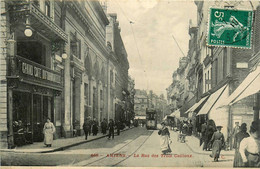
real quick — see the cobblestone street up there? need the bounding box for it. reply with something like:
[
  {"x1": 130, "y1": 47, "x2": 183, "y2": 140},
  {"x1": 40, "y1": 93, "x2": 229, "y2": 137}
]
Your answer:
[{"x1": 0, "y1": 127, "x2": 233, "y2": 167}]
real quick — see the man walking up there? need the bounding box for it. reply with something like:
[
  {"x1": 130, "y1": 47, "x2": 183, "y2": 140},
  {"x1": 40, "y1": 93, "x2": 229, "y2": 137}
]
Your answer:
[
  {"x1": 101, "y1": 118, "x2": 108, "y2": 135},
  {"x1": 108, "y1": 119, "x2": 114, "y2": 140},
  {"x1": 231, "y1": 122, "x2": 240, "y2": 149},
  {"x1": 83, "y1": 118, "x2": 91, "y2": 140}
]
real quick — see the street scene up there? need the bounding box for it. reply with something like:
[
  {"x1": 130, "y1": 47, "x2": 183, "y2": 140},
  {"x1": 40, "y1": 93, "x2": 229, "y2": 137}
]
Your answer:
[
  {"x1": 0, "y1": 126, "x2": 234, "y2": 167},
  {"x1": 0, "y1": 0, "x2": 260, "y2": 168}
]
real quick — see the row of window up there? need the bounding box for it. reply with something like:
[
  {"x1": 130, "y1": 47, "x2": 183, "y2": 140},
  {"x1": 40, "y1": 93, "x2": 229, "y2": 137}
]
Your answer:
[
  {"x1": 204, "y1": 48, "x2": 228, "y2": 93},
  {"x1": 84, "y1": 83, "x2": 104, "y2": 105}
]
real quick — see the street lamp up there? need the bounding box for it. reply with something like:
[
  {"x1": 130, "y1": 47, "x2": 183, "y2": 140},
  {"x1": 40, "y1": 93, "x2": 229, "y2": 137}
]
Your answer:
[{"x1": 24, "y1": 17, "x2": 32, "y2": 37}]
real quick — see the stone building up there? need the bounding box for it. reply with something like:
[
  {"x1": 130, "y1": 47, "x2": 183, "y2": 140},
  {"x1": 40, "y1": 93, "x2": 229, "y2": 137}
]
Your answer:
[
  {"x1": 134, "y1": 89, "x2": 148, "y2": 120},
  {"x1": 0, "y1": 0, "x2": 129, "y2": 149},
  {"x1": 167, "y1": 1, "x2": 260, "y2": 141}
]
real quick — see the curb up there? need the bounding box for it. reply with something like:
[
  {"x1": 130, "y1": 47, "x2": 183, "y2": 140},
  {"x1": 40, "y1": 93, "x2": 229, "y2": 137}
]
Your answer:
[{"x1": 0, "y1": 127, "x2": 135, "y2": 154}]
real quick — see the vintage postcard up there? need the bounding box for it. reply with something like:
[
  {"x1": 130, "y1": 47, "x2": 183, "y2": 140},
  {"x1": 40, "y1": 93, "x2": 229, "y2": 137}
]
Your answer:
[{"x1": 0, "y1": 0, "x2": 259, "y2": 168}]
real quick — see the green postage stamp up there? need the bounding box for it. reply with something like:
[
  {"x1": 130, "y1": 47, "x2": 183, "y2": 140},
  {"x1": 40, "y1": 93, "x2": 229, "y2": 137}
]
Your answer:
[{"x1": 207, "y1": 8, "x2": 253, "y2": 48}]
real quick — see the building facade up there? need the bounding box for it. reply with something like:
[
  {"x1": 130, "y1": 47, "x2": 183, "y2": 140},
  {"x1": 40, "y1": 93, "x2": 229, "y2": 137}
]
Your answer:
[
  {"x1": 166, "y1": 1, "x2": 260, "y2": 142},
  {"x1": 0, "y1": 0, "x2": 129, "y2": 149}
]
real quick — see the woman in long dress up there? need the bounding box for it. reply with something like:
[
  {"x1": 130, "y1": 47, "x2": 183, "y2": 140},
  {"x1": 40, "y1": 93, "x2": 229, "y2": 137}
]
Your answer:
[
  {"x1": 239, "y1": 120, "x2": 260, "y2": 167},
  {"x1": 158, "y1": 121, "x2": 172, "y2": 154},
  {"x1": 205, "y1": 119, "x2": 217, "y2": 151},
  {"x1": 210, "y1": 126, "x2": 225, "y2": 162},
  {"x1": 43, "y1": 117, "x2": 56, "y2": 147},
  {"x1": 233, "y1": 123, "x2": 250, "y2": 167}
]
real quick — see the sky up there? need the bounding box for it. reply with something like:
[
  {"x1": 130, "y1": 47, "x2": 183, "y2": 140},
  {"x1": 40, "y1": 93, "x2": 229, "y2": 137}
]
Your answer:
[{"x1": 107, "y1": 0, "x2": 197, "y2": 96}]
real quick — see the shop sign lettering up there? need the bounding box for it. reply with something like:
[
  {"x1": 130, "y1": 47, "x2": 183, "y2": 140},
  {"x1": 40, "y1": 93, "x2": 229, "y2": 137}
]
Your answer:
[{"x1": 21, "y1": 62, "x2": 61, "y2": 84}]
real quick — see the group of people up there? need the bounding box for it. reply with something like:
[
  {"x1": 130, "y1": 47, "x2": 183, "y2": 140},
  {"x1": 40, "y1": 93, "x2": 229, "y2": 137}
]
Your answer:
[
  {"x1": 82, "y1": 117, "x2": 99, "y2": 139},
  {"x1": 200, "y1": 119, "x2": 260, "y2": 167},
  {"x1": 158, "y1": 119, "x2": 260, "y2": 167},
  {"x1": 233, "y1": 120, "x2": 260, "y2": 167},
  {"x1": 83, "y1": 117, "x2": 126, "y2": 140}
]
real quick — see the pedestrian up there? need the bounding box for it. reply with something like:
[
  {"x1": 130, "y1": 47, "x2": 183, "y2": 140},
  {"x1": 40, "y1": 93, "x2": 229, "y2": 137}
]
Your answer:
[
  {"x1": 188, "y1": 120, "x2": 193, "y2": 135},
  {"x1": 209, "y1": 126, "x2": 225, "y2": 162},
  {"x1": 108, "y1": 119, "x2": 114, "y2": 140},
  {"x1": 101, "y1": 118, "x2": 108, "y2": 135},
  {"x1": 239, "y1": 120, "x2": 260, "y2": 167},
  {"x1": 233, "y1": 123, "x2": 250, "y2": 167},
  {"x1": 92, "y1": 118, "x2": 98, "y2": 136},
  {"x1": 83, "y1": 118, "x2": 91, "y2": 140},
  {"x1": 88, "y1": 116, "x2": 92, "y2": 136},
  {"x1": 232, "y1": 122, "x2": 241, "y2": 149},
  {"x1": 201, "y1": 121, "x2": 207, "y2": 149},
  {"x1": 205, "y1": 119, "x2": 217, "y2": 151},
  {"x1": 43, "y1": 117, "x2": 56, "y2": 147},
  {"x1": 158, "y1": 121, "x2": 172, "y2": 154},
  {"x1": 116, "y1": 120, "x2": 121, "y2": 136}
]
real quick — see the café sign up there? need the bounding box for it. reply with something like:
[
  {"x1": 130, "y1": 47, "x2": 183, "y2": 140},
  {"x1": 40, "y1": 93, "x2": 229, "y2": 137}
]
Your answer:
[{"x1": 21, "y1": 62, "x2": 61, "y2": 84}]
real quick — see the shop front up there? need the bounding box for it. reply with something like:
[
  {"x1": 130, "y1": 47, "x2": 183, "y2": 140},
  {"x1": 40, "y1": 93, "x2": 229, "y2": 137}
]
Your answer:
[
  {"x1": 7, "y1": 56, "x2": 63, "y2": 147},
  {"x1": 7, "y1": 1, "x2": 67, "y2": 148}
]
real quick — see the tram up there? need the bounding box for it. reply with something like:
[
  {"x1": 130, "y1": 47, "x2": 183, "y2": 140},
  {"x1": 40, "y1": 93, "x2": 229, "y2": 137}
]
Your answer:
[{"x1": 146, "y1": 108, "x2": 157, "y2": 130}]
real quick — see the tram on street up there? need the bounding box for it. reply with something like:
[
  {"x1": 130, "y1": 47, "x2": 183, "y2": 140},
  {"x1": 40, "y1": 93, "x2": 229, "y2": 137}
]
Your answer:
[{"x1": 146, "y1": 108, "x2": 157, "y2": 130}]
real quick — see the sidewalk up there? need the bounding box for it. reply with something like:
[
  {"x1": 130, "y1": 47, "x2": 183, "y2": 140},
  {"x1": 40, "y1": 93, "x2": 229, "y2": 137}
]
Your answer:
[
  {"x1": 0, "y1": 127, "x2": 134, "y2": 153},
  {"x1": 171, "y1": 131, "x2": 235, "y2": 156}
]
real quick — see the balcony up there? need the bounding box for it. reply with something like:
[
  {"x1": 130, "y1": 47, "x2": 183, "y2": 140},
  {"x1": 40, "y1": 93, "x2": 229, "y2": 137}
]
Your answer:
[
  {"x1": 9, "y1": 1, "x2": 68, "y2": 42},
  {"x1": 7, "y1": 55, "x2": 62, "y2": 91},
  {"x1": 70, "y1": 55, "x2": 84, "y2": 72}
]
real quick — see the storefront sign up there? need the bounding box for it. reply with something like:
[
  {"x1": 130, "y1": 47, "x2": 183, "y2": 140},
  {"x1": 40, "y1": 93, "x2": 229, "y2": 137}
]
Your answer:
[{"x1": 21, "y1": 62, "x2": 61, "y2": 84}]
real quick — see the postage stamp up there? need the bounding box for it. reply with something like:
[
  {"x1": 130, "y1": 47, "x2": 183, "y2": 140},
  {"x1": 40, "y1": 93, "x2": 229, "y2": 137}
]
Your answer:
[{"x1": 207, "y1": 8, "x2": 253, "y2": 48}]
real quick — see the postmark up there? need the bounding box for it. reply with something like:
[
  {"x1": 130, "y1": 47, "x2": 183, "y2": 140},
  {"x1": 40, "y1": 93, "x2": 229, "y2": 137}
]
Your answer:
[{"x1": 207, "y1": 8, "x2": 253, "y2": 48}]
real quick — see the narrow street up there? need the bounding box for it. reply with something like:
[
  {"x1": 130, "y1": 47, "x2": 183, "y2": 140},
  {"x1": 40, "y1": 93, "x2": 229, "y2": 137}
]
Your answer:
[{"x1": 0, "y1": 127, "x2": 233, "y2": 167}]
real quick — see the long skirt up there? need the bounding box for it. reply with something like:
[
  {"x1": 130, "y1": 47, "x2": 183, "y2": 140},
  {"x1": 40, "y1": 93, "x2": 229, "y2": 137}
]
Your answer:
[
  {"x1": 44, "y1": 129, "x2": 53, "y2": 145},
  {"x1": 211, "y1": 140, "x2": 222, "y2": 159},
  {"x1": 160, "y1": 135, "x2": 172, "y2": 154},
  {"x1": 233, "y1": 149, "x2": 244, "y2": 167},
  {"x1": 247, "y1": 153, "x2": 260, "y2": 167}
]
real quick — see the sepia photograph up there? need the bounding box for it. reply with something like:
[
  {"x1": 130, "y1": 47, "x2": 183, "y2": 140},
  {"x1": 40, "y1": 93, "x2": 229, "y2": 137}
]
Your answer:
[{"x1": 0, "y1": 0, "x2": 259, "y2": 168}]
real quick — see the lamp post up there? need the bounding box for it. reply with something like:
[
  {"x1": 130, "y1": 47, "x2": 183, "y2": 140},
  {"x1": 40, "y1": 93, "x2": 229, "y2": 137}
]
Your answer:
[{"x1": 24, "y1": 17, "x2": 33, "y2": 37}]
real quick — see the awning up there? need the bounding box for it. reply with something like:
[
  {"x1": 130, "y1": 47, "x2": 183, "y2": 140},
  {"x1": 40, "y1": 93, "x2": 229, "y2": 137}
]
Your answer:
[
  {"x1": 197, "y1": 84, "x2": 228, "y2": 116},
  {"x1": 171, "y1": 109, "x2": 180, "y2": 118},
  {"x1": 218, "y1": 64, "x2": 260, "y2": 107},
  {"x1": 163, "y1": 116, "x2": 167, "y2": 120},
  {"x1": 185, "y1": 96, "x2": 209, "y2": 114}
]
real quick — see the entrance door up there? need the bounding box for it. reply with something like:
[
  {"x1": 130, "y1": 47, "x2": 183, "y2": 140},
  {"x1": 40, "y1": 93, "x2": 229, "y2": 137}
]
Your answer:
[
  {"x1": 13, "y1": 91, "x2": 33, "y2": 145},
  {"x1": 33, "y1": 94, "x2": 44, "y2": 142},
  {"x1": 33, "y1": 95, "x2": 53, "y2": 142}
]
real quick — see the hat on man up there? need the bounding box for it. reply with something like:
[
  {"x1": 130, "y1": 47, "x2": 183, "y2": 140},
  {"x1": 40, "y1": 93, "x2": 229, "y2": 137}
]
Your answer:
[
  {"x1": 240, "y1": 123, "x2": 247, "y2": 131},
  {"x1": 216, "y1": 126, "x2": 223, "y2": 129}
]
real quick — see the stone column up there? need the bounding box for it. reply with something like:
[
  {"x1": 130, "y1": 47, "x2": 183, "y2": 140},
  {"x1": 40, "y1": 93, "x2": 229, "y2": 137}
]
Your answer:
[
  {"x1": 107, "y1": 65, "x2": 111, "y2": 121},
  {"x1": 80, "y1": 74, "x2": 85, "y2": 135},
  {"x1": 62, "y1": 43, "x2": 72, "y2": 137}
]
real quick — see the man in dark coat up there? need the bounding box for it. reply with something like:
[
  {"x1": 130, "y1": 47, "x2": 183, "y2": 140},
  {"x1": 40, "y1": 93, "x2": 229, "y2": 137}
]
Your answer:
[
  {"x1": 108, "y1": 119, "x2": 114, "y2": 139},
  {"x1": 201, "y1": 122, "x2": 207, "y2": 149},
  {"x1": 101, "y1": 118, "x2": 108, "y2": 135},
  {"x1": 116, "y1": 121, "x2": 121, "y2": 136},
  {"x1": 92, "y1": 118, "x2": 98, "y2": 136},
  {"x1": 83, "y1": 118, "x2": 91, "y2": 140}
]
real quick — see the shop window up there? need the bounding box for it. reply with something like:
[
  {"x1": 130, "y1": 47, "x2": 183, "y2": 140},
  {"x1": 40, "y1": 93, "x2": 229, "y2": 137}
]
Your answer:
[{"x1": 17, "y1": 41, "x2": 46, "y2": 66}]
